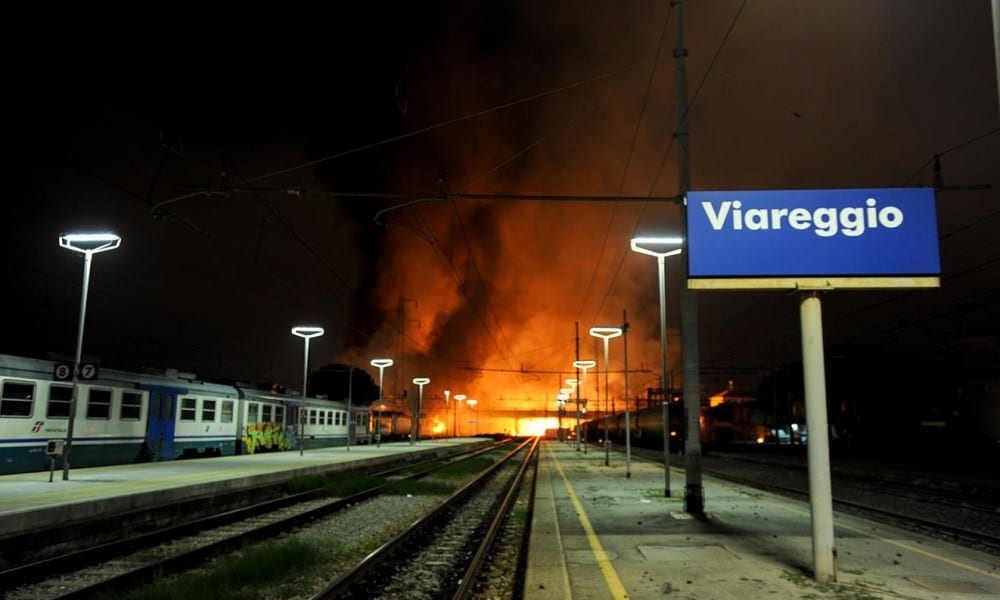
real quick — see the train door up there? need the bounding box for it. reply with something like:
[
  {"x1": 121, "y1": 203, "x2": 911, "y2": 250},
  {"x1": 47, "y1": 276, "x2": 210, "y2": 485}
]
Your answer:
[{"x1": 141, "y1": 384, "x2": 186, "y2": 461}]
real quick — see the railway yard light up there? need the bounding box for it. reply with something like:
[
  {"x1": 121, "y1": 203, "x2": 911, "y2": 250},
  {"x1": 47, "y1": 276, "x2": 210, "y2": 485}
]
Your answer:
[
  {"x1": 590, "y1": 327, "x2": 622, "y2": 467},
  {"x1": 291, "y1": 326, "x2": 324, "y2": 456},
  {"x1": 453, "y1": 394, "x2": 466, "y2": 437},
  {"x1": 630, "y1": 235, "x2": 683, "y2": 496},
  {"x1": 59, "y1": 231, "x2": 121, "y2": 481},
  {"x1": 572, "y1": 360, "x2": 596, "y2": 452},
  {"x1": 370, "y1": 358, "x2": 393, "y2": 448},
  {"x1": 411, "y1": 377, "x2": 430, "y2": 445}
]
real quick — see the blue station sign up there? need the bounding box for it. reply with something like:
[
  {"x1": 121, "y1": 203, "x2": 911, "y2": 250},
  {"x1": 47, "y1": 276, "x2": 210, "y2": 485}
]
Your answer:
[{"x1": 686, "y1": 188, "x2": 940, "y2": 285}]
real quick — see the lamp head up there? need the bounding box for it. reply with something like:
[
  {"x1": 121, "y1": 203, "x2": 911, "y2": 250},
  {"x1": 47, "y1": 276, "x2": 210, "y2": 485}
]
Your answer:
[
  {"x1": 412, "y1": 377, "x2": 430, "y2": 386},
  {"x1": 454, "y1": 394, "x2": 466, "y2": 402},
  {"x1": 573, "y1": 360, "x2": 597, "y2": 371},
  {"x1": 630, "y1": 236, "x2": 683, "y2": 258},
  {"x1": 589, "y1": 326, "x2": 623, "y2": 340},
  {"x1": 291, "y1": 326, "x2": 325, "y2": 339},
  {"x1": 370, "y1": 358, "x2": 394, "y2": 369},
  {"x1": 59, "y1": 232, "x2": 121, "y2": 254}
]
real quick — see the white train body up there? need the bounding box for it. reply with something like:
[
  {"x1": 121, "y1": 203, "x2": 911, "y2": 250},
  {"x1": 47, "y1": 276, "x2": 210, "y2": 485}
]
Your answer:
[{"x1": 0, "y1": 354, "x2": 370, "y2": 475}]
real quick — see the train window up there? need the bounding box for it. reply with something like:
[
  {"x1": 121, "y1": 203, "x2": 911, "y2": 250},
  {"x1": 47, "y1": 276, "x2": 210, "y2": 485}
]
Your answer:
[
  {"x1": 262, "y1": 404, "x2": 273, "y2": 422},
  {"x1": 0, "y1": 380, "x2": 34, "y2": 417},
  {"x1": 335, "y1": 411, "x2": 341, "y2": 426},
  {"x1": 248, "y1": 403, "x2": 259, "y2": 424},
  {"x1": 221, "y1": 400, "x2": 234, "y2": 423},
  {"x1": 180, "y1": 397, "x2": 197, "y2": 422},
  {"x1": 308, "y1": 409, "x2": 316, "y2": 425},
  {"x1": 86, "y1": 388, "x2": 112, "y2": 420},
  {"x1": 47, "y1": 384, "x2": 72, "y2": 418},
  {"x1": 274, "y1": 405, "x2": 284, "y2": 424},
  {"x1": 120, "y1": 391, "x2": 142, "y2": 420},
  {"x1": 202, "y1": 399, "x2": 216, "y2": 422}
]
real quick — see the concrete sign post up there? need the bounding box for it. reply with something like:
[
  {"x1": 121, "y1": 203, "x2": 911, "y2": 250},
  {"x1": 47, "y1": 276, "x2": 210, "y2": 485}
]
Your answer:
[{"x1": 686, "y1": 188, "x2": 940, "y2": 583}]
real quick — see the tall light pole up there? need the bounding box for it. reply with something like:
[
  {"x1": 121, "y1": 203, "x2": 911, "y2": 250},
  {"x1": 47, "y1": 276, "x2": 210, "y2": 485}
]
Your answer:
[
  {"x1": 573, "y1": 360, "x2": 596, "y2": 452},
  {"x1": 590, "y1": 327, "x2": 622, "y2": 467},
  {"x1": 370, "y1": 358, "x2": 393, "y2": 448},
  {"x1": 59, "y1": 231, "x2": 121, "y2": 481},
  {"x1": 411, "y1": 377, "x2": 430, "y2": 445},
  {"x1": 291, "y1": 326, "x2": 324, "y2": 456},
  {"x1": 631, "y1": 236, "x2": 683, "y2": 495},
  {"x1": 453, "y1": 394, "x2": 466, "y2": 437}
]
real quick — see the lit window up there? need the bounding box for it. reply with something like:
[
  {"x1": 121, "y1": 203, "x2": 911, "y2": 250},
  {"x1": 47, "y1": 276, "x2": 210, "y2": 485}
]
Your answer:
[{"x1": 221, "y1": 400, "x2": 234, "y2": 423}]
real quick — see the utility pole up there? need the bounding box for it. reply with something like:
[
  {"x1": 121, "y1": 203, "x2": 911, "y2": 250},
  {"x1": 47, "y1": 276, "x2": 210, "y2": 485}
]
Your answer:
[{"x1": 674, "y1": 0, "x2": 705, "y2": 515}]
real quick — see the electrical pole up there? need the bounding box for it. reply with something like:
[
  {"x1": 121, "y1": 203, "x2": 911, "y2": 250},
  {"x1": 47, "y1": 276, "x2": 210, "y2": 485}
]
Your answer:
[{"x1": 674, "y1": 0, "x2": 705, "y2": 515}]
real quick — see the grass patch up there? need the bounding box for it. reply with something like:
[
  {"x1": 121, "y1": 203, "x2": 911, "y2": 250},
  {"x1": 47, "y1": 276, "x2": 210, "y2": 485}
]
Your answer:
[
  {"x1": 434, "y1": 457, "x2": 496, "y2": 478},
  {"x1": 386, "y1": 478, "x2": 457, "y2": 495},
  {"x1": 110, "y1": 538, "x2": 323, "y2": 600}
]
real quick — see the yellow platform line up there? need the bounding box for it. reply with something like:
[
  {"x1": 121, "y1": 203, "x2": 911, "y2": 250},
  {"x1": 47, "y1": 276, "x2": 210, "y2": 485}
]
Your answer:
[
  {"x1": 548, "y1": 445, "x2": 629, "y2": 599},
  {"x1": 765, "y1": 494, "x2": 1000, "y2": 579}
]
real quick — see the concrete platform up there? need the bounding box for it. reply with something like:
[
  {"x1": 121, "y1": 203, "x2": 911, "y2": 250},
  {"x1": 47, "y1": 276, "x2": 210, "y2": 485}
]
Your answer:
[
  {"x1": 525, "y1": 441, "x2": 1000, "y2": 599},
  {"x1": 0, "y1": 438, "x2": 485, "y2": 539}
]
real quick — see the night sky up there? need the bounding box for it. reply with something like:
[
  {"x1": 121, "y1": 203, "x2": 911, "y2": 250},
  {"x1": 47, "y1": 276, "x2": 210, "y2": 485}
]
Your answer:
[{"x1": 4, "y1": 2, "x2": 998, "y2": 417}]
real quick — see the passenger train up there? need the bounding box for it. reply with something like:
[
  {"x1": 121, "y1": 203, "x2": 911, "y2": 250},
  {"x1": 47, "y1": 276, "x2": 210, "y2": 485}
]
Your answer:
[{"x1": 0, "y1": 354, "x2": 371, "y2": 475}]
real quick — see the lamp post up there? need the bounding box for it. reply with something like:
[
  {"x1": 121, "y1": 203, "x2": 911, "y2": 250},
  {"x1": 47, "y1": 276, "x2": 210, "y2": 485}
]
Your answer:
[
  {"x1": 59, "y1": 231, "x2": 121, "y2": 481},
  {"x1": 411, "y1": 377, "x2": 430, "y2": 445},
  {"x1": 453, "y1": 394, "x2": 466, "y2": 437},
  {"x1": 630, "y1": 236, "x2": 683, "y2": 496},
  {"x1": 291, "y1": 326, "x2": 324, "y2": 457},
  {"x1": 572, "y1": 360, "x2": 596, "y2": 452},
  {"x1": 466, "y1": 398, "x2": 478, "y2": 435},
  {"x1": 590, "y1": 327, "x2": 622, "y2": 467},
  {"x1": 370, "y1": 358, "x2": 393, "y2": 448}
]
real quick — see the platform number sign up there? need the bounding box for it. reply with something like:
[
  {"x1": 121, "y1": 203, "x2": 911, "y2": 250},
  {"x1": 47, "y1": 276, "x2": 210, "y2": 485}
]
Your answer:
[{"x1": 53, "y1": 362, "x2": 99, "y2": 381}]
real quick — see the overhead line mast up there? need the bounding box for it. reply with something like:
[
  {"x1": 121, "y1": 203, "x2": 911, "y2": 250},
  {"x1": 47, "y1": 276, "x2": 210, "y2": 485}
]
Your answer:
[{"x1": 673, "y1": 0, "x2": 705, "y2": 515}]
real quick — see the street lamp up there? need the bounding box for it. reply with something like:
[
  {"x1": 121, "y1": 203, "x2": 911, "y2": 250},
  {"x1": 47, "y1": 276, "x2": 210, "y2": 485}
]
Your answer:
[
  {"x1": 370, "y1": 358, "x2": 393, "y2": 448},
  {"x1": 572, "y1": 360, "x2": 596, "y2": 452},
  {"x1": 466, "y1": 398, "x2": 478, "y2": 435},
  {"x1": 291, "y1": 326, "x2": 324, "y2": 456},
  {"x1": 411, "y1": 377, "x2": 430, "y2": 445},
  {"x1": 590, "y1": 327, "x2": 622, "y2": 467},
  {"x1": 59, "y1": 231, "x2": 121, "y2": 481},
  {"x1": 630, "y1": 235, "x2": 683, "y2": 496},
  {"x1": 453, "y1": 394, "x2": 466, "y2": 437}
]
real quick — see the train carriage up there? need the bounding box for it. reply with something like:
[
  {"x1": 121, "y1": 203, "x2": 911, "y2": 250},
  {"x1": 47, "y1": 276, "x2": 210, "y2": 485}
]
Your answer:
[{"x1": 0, "y1": 354, "x2": 375, "y2": 475}]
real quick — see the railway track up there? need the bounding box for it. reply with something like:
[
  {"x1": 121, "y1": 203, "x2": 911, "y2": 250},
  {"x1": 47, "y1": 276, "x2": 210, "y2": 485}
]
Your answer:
[
  {"x1": 0, "y1": 443, "x2": 505, "y2": 599},
  {"x1": 626, "y1": 445, "x2": 1000, "y2": 555},
  {"x1": 311, "y1": 437, "x2": 538, "y2": 600}
]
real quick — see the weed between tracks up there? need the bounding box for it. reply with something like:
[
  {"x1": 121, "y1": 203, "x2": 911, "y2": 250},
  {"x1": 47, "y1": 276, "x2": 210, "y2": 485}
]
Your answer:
[{"x1": 104, "y1": 456, "x2": 499, "y2": 599}]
